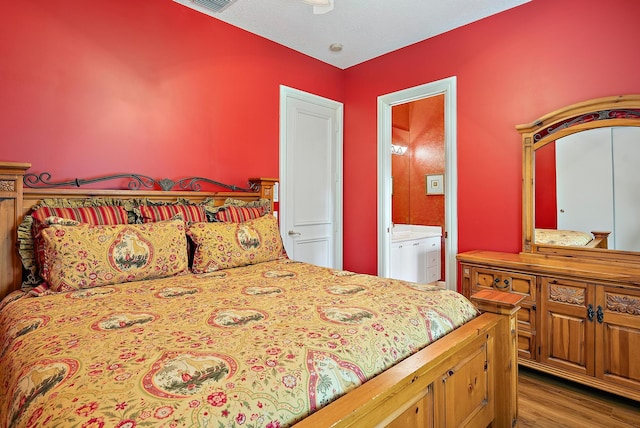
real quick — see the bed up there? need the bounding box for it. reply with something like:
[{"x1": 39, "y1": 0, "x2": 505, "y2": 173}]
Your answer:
[
  {"x1": 534, "y1": 228, "x2": 610, "y2": 248},
  {"x1": 0, "y1": 161, "x2": 522, "y2": 428}
]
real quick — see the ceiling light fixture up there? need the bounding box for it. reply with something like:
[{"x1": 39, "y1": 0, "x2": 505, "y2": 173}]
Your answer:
[
  {"x1": 303, "y1": 0, "x2": 334, "y2": 15},
  {"x1": 329, "y1": 43, "x2": 343, "y2": 52}
]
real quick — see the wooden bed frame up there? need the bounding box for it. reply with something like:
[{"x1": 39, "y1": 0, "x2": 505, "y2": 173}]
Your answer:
[{"x1": 0, "y1": 161, "x2": 522, "y2": 427}]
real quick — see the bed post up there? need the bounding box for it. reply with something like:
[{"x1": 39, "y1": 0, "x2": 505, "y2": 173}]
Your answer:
[
  {"x1": 471, "y1": 289, "x2": 524, "y2": 428},
  {"x1": 0, "y1": 161, "x2": 30, "y2": 299},
  {"x1": 249, "y1": 178, "x2": 278, "y2": 213}
]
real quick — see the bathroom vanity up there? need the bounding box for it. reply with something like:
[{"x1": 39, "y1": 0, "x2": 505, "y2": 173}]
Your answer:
[{"x1": 390, "y1": 225, "x2": 442, "y2": 283}]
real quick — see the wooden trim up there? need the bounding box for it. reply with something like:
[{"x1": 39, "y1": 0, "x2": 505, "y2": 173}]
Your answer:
[
  {"x1": 471, "y1": 288, "x2": 525, "y2": 315},
  {"x1": 520, "y1": 359, "x2": 640, "y2": 403},
  {"x1": 517, "y1": 94, "x2": 640, "y2": 264},
  {"x1": 0, "y1": 162, "x2": 30, "y2": 300}
]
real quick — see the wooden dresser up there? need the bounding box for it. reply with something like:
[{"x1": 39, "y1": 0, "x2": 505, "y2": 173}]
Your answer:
[{"x1": 458, "y1": 250, "x2": 640, "y2": 401}]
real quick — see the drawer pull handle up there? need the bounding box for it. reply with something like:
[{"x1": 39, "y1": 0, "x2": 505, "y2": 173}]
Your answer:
[
  {"x1": 496, "y1": 279, "x2": 510, "y2": 290},
  {"x1": 587, "y1": 304, "x2": 595, "y2": 322},
  {"x1": 596, "y1": 305, "x2": 604, "y2": 324}
]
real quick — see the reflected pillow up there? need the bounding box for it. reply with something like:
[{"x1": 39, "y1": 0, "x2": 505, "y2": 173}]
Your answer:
[
  {"x1": 188, "y1": 215, "x2": 284, "y2": 273},
  {"x1": 40, "y1": 219, "x2": 188, "y2": 291}
]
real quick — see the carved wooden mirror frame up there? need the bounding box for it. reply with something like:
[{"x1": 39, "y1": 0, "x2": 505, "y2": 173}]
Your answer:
[{"x1": 517, "y1": 94, "x2": 640, "y2": 263}]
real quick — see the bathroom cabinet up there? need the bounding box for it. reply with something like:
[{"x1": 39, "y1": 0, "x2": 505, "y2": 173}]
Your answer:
[{"x1": 391, "y1": 234, "x2": 441, "y2": 283}]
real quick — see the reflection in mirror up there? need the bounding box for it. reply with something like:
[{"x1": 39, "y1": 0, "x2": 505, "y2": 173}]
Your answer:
[
  {"x1": 534, "y1": 126, "x2": 640, "y2": 251},
  {"x1": 518, "y1": 94, "x2": 640, "y2": 260}
]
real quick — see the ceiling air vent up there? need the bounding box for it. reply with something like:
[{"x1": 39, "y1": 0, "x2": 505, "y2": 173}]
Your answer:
[{"x1": 190, "y1": 0, "x2": 237, "y2": 13}]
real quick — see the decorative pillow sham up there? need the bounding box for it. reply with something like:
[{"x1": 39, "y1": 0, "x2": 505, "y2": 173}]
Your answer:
[
  {"x1": 139, "y1": 204, "x2": 207, "y2": 224},
  {"x1": 215, "y1": 205, "x2": 267, "y2": 223},
  {"x1": 18, "y1": 200, "x2": 131, "y2": 288},
  {"x1": 39, "y1": 218, "x2": 188, "y2": 292},
  {"x1": 201, "y1": 197, "x2": 271, "y2": 222},
  {"x1": 188, "y1": 214, "x2": 284, "y2": 273},
  {"x1": 31, "y1": 205, "x2": 129, "y2": 224}
]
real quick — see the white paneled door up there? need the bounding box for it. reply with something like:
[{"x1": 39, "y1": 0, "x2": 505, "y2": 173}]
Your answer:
[
  {"x1": 279, "y1": 86, "x2": 343, "y2": 269},
  {"x1": 556, "y1": 128, "x2": 614, "y2": 238},
  {"x1": 557, "y1": 126, "x2": 640, "y2": 251}
]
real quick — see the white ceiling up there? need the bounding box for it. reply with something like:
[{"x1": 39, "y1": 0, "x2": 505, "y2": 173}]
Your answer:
[{"x1": 173, "y1": 0, "x2": 530, "y2": 69}]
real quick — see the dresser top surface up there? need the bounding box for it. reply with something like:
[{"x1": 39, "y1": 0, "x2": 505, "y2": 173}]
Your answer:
[{"x1": 458, "y1": 250, "x2": 640, "y2": 287}]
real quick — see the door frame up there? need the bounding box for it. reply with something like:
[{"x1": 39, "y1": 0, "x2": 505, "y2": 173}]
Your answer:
[
  {"x1": 377, "y1": 77, "x2": 457, "y2": 290},
  {"x1": 279, "y1": 85, "x2": 344, "y2": 269}
]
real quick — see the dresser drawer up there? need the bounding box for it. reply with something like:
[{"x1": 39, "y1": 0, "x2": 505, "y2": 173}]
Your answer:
[
  {"x1": 463, "y1": 265, "x2": 537, "y2": 348},
  {"x1": 468, "y1": 266, "x2": 536, "y2": 302}
]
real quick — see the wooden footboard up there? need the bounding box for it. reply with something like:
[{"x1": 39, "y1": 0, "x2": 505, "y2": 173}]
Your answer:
[{"x1": 296, "y1": 290, "x2": 523, "y2": 428}]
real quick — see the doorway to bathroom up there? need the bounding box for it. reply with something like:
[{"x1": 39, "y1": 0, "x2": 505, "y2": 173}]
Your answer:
[{"x1": 377, "y1": 77, "x2": 457, "y2": 290}]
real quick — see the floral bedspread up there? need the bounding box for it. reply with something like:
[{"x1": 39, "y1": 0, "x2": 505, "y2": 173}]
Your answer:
[{"x1": 0, "y1": 259, "x2": 478, "y2": 428}]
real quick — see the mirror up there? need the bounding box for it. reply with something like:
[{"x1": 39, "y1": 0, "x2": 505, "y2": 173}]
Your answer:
[
  {"x1": 535, "y1": 127, "x2": 640, "y2": 252},
  {"x1": 518, "y1": 95, "x2": 640, "y2": 262}
]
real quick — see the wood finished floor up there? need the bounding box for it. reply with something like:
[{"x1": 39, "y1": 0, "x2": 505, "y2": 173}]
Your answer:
[{"x1": 517, "y1": 368, "x2": 640, "y2": 428}]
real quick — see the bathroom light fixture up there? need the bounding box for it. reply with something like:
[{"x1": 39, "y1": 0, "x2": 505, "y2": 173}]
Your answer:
[
  {"x1": 303, "y1": 0, "x2": 334, "y2": 14},
  {"x1": 391, "y1": 145, "x2": 408, "y2": 155}
]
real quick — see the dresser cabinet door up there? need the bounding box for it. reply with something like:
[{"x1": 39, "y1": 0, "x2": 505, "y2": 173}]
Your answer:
[
  {"x1": 540, "y1": 277, "x2": 596, "y2": 376},
  {"x1": 595, "y1": 285, "x2": 640, "y2": 391}
]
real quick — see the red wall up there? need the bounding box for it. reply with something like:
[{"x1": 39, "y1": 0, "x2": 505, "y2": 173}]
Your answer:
[
  {"x1": 343, "y1": 0, "x2": 640, "y2": 279},
  {"x1": 2, "y1": 0, "x2": 640, "y2": 287},
  {"x1": 0, "y1": 1, "x2": 343, "y2": 187}
]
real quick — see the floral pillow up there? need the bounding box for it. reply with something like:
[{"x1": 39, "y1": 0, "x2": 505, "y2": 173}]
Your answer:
[
  {"x1": 18, "y1": 202, "x2": 131, "y2": 288},
  {"x1": 39, "y1": 218, "x2": 188, "y2": 292},
  {"x1": 187, "y1": 214, "x2": 284, "y2": 273}
]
